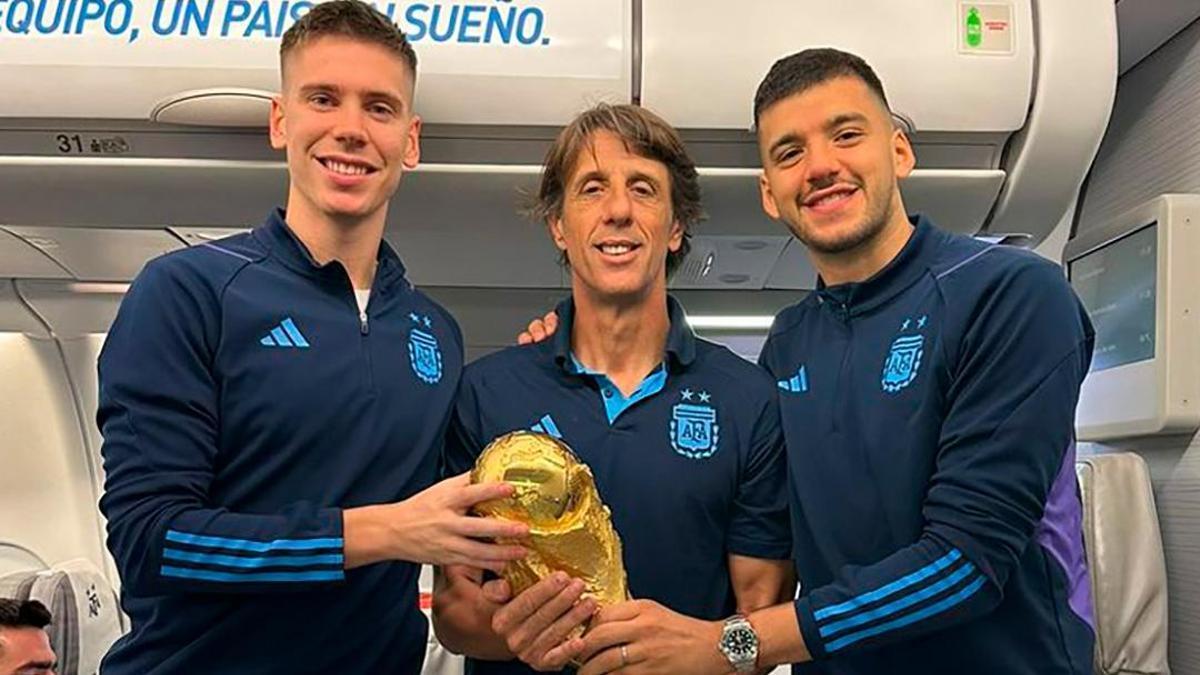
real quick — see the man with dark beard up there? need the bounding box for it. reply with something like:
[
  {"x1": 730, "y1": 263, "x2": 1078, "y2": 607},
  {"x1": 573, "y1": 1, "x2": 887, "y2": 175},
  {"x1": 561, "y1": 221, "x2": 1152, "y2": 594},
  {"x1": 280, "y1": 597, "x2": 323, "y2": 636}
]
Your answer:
[{"x1": 524, "y1": 49, "x2": 1096, "y2": 675}]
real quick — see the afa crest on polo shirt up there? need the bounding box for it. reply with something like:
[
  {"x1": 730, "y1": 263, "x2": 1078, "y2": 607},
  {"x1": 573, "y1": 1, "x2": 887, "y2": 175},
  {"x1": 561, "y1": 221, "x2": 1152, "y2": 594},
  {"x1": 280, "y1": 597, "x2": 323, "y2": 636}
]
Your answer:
[{"x1": 670, "y1": 388, "x2": 720, "y2": 459}]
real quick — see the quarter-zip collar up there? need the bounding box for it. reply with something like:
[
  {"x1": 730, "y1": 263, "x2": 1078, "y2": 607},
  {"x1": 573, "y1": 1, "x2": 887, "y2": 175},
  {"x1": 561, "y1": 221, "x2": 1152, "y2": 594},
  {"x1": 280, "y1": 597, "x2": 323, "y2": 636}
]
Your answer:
[
  {"x1": 815, "y1": 214, "x2": 940, "y2": 319},
  {"x1": 254, "y1": 208, "x2": 408, "y2": 293}
]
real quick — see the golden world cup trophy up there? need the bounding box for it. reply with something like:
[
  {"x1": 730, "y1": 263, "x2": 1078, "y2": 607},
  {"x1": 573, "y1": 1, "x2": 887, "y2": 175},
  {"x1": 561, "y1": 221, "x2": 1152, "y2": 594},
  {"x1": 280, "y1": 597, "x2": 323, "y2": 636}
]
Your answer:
[{"x1": 470, "y1": 431, "x2": 629, "y2": 606}]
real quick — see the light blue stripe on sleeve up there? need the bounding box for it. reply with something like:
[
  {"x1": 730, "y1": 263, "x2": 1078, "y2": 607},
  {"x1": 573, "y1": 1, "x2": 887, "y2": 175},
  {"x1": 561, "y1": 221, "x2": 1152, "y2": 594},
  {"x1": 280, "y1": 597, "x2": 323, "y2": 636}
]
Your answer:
[
  {"x1": 814, "y1": 549, "x2": 963, "y2": 621},
  {"x1": 826, "y1": 575, "x2": 987, "y2": 653},
  {"x1": 163, "y1": 548, "x2": 342, "y2": 569},
  {"x1": 161, "y1": 566, "x2": 344, "y2": 583},
  {"x1": 166, "y1": 530, "x2": 343, "y2": 553},
  {"x1": 819, "y1": 562, "x2": 976, "y2": 638}
]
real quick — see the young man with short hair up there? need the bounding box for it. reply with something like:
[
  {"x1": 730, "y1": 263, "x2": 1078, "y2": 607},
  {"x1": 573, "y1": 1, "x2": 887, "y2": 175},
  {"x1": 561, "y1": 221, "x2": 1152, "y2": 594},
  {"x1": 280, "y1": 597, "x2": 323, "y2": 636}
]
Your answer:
[
  {"x1": 98, "y1": 3, "x2": 525, "y2": 672},
  {"x1": 731, "y1": 50, "x2": 1094, "y2": 675}
]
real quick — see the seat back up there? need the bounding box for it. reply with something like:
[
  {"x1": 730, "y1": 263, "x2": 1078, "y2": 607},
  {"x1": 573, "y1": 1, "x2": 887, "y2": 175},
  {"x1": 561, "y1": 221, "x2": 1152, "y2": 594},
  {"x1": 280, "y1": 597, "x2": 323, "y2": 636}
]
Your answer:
[{"x1": 1077, "y1": 453, "x2": 1170, "y2": 675}]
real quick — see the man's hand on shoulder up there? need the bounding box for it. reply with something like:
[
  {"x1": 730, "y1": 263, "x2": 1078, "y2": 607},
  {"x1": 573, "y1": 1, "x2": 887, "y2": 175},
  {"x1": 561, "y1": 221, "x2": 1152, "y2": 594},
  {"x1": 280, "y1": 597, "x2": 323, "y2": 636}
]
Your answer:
[{"x1": 517, "y1": 311, "x2": 559, "y2": 345}]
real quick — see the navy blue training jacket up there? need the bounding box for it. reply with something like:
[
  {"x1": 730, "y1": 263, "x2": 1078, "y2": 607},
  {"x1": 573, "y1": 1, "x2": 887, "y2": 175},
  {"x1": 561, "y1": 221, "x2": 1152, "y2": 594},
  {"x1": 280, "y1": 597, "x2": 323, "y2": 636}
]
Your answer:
[
  {"x1": 97, "y1": 210, "x2": 463, "y2": 674},
  {"x1": 760, "y1": 215, "x2": 1095, "y2": 675}
]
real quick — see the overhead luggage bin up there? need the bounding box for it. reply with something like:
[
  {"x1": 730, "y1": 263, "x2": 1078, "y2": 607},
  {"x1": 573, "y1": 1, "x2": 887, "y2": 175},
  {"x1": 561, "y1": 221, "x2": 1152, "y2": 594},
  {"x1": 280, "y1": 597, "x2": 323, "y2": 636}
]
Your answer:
[
  {"x1": 642, "y1": 0, "x2": 1116, "y2": 242},
  {"x1": 642, "y1": 2, "x2": 1033, "y2": 133},
  {"x1": 0, "y1": 0, "x2": 633, "y2": 126},
  {"x1": 0, "y1": 0, "x2": 1116, "y2": 287}
]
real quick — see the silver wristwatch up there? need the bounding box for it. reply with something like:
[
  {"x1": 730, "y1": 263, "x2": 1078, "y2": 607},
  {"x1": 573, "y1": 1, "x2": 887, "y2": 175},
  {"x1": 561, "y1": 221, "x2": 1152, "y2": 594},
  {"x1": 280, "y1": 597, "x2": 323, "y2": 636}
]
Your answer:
[{"x1": 718, "y1": 614, "x2": 759, "y2": 673}]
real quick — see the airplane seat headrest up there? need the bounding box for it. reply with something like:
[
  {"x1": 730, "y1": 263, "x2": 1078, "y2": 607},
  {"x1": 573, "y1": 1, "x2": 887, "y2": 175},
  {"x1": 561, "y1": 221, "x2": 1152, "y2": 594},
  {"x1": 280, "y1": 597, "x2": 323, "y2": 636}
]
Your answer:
[
  {"x1": 0, "y1": 558, "x2": 122, "y2": 675},
  {"x1": 1076, "y1": 452, "x2": 1170, "y2": 675}
]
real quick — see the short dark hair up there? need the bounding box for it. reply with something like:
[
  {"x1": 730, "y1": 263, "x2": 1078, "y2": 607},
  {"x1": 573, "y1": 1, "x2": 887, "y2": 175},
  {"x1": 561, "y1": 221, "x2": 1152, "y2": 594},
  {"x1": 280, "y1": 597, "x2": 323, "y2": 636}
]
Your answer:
[
  {"x1": 753, "y1": 48, "x2": 890, "y2": 128},
  {"x1": 529, "y1": 103, "x2": 703, "y2": 277},
  {"x1": 0, "y1": 599, "x2": 51, "y2": 631},
  {"x1": 280, "y1": 0, "x2": 417, "y2": 80}
]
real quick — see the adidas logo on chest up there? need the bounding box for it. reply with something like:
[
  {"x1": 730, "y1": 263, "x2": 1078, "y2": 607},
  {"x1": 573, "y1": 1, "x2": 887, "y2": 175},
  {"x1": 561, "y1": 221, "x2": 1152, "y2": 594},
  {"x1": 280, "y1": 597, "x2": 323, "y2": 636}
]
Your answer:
[{"x1": 260, "y1": 317, "x2": 310, "y2": 348}]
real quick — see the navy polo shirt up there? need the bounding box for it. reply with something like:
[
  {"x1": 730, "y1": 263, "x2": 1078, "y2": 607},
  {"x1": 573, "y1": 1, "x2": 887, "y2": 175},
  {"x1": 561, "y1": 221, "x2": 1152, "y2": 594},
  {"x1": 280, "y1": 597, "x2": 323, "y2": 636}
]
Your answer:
[
  {"x1": 760, "y1": 215, "x2": 1094, "y2": 675},
  {"x1": 445, "y1": 296, "x2": 792, "y2": 675}
]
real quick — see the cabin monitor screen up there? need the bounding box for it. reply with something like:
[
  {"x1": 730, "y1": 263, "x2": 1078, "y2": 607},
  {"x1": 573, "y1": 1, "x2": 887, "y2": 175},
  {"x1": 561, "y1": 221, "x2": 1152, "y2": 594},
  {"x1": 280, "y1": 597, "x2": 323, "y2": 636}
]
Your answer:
[{"x1": 1069, "y1": 223, "x2": 1157, "y2": 372}]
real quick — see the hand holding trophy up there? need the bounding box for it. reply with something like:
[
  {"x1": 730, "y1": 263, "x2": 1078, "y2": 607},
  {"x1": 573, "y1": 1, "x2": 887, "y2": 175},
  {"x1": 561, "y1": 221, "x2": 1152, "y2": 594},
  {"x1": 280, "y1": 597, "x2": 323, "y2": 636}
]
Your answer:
[
  {"x1": 470, "y1": 431, "x2": 629, "y2": 607},
  {"x1": 470, "y1": 431, "x2": 630, "y2": 668}
]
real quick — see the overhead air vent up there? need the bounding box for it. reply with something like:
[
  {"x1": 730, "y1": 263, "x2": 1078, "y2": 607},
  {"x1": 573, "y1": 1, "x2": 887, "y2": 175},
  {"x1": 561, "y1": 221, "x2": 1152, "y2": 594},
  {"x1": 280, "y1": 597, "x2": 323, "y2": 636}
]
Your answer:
[
  {"x1": 670, "y1": 236, "x2": 789, "y2": 289},
  {"x1": 676, "y1": 243, "x2": 717, "y2": 284},
  {"x1": 151, "y1": 89, "x2": 275, "y2": 128}
]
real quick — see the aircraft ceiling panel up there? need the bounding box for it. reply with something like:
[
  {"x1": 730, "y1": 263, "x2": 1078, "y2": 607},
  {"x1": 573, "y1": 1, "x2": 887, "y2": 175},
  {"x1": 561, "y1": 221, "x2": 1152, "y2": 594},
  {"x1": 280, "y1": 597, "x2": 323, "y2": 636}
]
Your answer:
[
  {"x1": 764, "y1": 240, "x2": 821, "y2": 291},
  {"x1": 699, "y1": 172, "x2": 789, "y2": 237},
  {"x1": 17, "y1": 280, "x2": 124, "y2": 338},
  {"x1": 1116, "y1": 0, "x2": 1200, "y2": 73},
  {"x1": 0, "y1": 280, "x2": 49, "y2": 337},
  {"x1": 388, "y1": 230, "x2": 565, "y2": 288},
  {"x1": 0, "y1": 228, "x2": 71, "y2": 280},
  {"x1": 424, "y1": 287, "x2": 567, "y2": 354},
  {"x1": 385, "y1": 169, "x2": 562, "y2": 288},
  {"x1": 2, "y1": 227, "x2": 184, "y2": 282},
  {"x1": 903, "y1": 170, "x2": 1006, "y2": 235},
  {"x1": 169, "y1": 227, "x2": 253, "y2": 246},
  {"x1": 0, "y1": 159, "x2": 284, "y2": 228}
]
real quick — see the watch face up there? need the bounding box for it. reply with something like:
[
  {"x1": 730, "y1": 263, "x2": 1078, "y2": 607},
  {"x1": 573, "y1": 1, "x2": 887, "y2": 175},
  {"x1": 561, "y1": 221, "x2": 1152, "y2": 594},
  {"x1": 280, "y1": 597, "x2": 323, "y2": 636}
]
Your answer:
[{"x1": 725, "y1": 627, "x2": 756, "y2": 655}]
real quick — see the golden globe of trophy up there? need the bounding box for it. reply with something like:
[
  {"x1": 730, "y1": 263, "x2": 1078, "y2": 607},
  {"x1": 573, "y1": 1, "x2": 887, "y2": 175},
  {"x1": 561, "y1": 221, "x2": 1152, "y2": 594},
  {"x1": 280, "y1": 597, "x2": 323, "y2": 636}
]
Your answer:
[{"x1": 470, "y1": 431, "x2": 629, "y2": 606}]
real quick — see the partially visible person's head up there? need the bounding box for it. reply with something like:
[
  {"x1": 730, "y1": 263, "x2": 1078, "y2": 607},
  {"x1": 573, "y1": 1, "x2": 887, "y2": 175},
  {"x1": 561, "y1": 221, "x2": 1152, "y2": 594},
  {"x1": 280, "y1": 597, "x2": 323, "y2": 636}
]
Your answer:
[
  {"x1": 530, "y1": 103, "x2": 702, "y2": 300},
  {"x1": 271, "y1": 0, "x2": 421, "y2": 225},
  {"x1": 280, "y1": 0, "x2": 417, "y2": 86},
  {"x1": 0, "y1": 600, "x2": 55, "y2": 675},
  {"x1": 753, "y1": 48, "x2": 914, "y2": 256}
]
